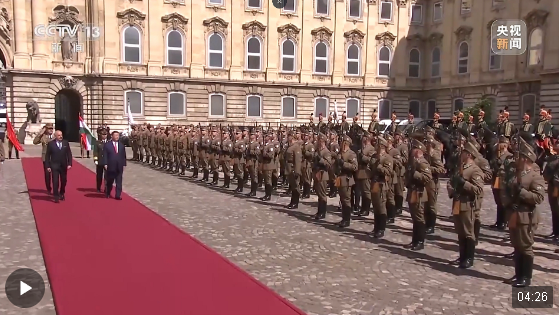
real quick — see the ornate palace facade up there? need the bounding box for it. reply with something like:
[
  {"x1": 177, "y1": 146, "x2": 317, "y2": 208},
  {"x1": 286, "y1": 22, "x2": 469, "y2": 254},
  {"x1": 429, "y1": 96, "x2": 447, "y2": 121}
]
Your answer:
[{"x1": 0, "y1": 0, "x2": 557, "y2": 140}]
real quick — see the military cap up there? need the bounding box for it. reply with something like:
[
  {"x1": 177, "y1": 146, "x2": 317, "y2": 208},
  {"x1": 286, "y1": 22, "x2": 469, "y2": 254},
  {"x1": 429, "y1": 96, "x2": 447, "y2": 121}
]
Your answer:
[
  {"x1": 45, "y1": 123, "x2": 54, "y2": 128},
  {"x1": 287, "y1": 130, "x2": 296, "y2": 137},
  {"x1": 498, "y1": 136, "x2": 510, "y2": 144},
  {"x1": 200, "y1": 126, "x2": 206, "y2": 131},
  {"x1": 250, "y1": 129, "x2": 257, "y2": 135},
  {"x1": 409, "y1": 131, "x2": 425, "y2": 141},
  {"x1": 342, "y1": 135, "x2": 352, "y2": 145},
  {"x1": 318, "y1": 132, "x2": 328, "y2": 141},
  {"x1": 462, "y1": 141, "x2": 478, "y2": 155},
  {"x1": 384, "y1": 134, "x2": 394, "y2": 142},
  {"x1": 519, "y1": 138, "x2": 537, "y2": 162},
  {"x1": 410, "y1": 138, "x2": 426, "y2": 152},
  {"x1": 242, "y1": 127, "x2": 249, "y2": 132},
  {"x1": 377, "y1": 137, "x2": 388, "y2": 147}
]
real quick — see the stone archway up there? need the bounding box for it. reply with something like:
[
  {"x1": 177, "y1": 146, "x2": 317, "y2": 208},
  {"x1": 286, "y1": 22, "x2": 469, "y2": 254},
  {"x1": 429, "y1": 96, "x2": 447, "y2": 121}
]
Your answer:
[{"x1": 54, "y1": 89, "x2": 82, "y2": 142}]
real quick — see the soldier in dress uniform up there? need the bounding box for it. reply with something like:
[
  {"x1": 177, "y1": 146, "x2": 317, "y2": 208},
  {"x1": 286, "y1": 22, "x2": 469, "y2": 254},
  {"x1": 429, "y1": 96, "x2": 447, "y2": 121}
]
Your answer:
[
  {"x1": 313, "y1": 132, "x2": 332, "y2": 220},
  {"x1": 394, "y1": 131, "x2": 408, "y2": 215},
  {"x1": 157, "y1": 126, "x2": 165, "y2": 167},
  {"x1": 7, "y1": 124, "x2": 19, "y2": 159},
  {"x1": 507, "y1": 138, "x2": 545, "y2": 287},
  {"x1": 543, "y1": 140, "x2": 559, "y2": 241},
  {"x1": 130, "y1": 125, "x2": 139, "y2": 161},
  {"x1": 190, "y1": 128, "x2": 200, "y2": 179},
  {"x1": 535, "y1": 106, "x2": 553, "y2": 171},
  {"x1": 301, "y1": 131, "x2": 315, "y2": 199},
  {"x1": 317, "y1": 113, "x2": 326, "y2": 134},
  {"x1": 198, "y1": 126, "x2": 211, "y2": 182},
  {"x1": 355, "y1": 132, "x2": 374, "y2": 216},
  {"x1": 387, "y1": 111, "x2": 398, "y2": 135},
  {"x1": 405, "y1": 136, "x2": 432, "y2": 251},
  {"x1": 339, "y1": 112, "x2": 350, "y2": 135},
  {"x1": 220, "y1": 128, "x2": 233, "y2": 189},
  {"x1": 285, "y1": 131, "x2": 302, "y2": 209},
  {"x1": 497, "y1": 106, "x2": 515, "y2": 139},
  {"x1": 385, "y1": 134, "x2": 400, "y2": 223},
  {"x1": 271, "y1": 131, "x2": 281, "y2": 191},
  {"x1": 93, "y1": 129, "x2": 108, "y2": 192},
  {"x1": 260, "y1": 131, "x2": 277, "y2": 201},
  {"x1": 521, "y1": 111, "x2": 534, "y2": 133},
  {"x1": 233, "y1": 128, "x2": 246, "y2": 193},
  {"x1": 466, "y1": 115, "x2": 475, "y2": 134},
  {"x1": 335, "y1": 135, "x2": 358, "y2": 228},
  {"x1": 424, "y1": 134, "x2": 447, "y2": 234},
  {"x1": 327, "y1": 132, "x2": 340, "y2": 198},
  {"x1": 208, "y1": 127, "x2": 221, "y2": 185},
  {"x1": 369, "y1": 136, "x2": 394, "y2": 238},
  {"x1": 33, "y1": 123, "x2": 55, "y2": 194},
  {"x1": 149, "y1": 125, "x2": 157, "y2": 166},
  {"x1": 491, "y1": 136, "x2": 512, "y2": 230},
  {"x1": 245, "y1": 130, "x2": 260, "y2": 197},
  {"x1": 326, "y1": 114, "x2": 335, "y2": 130},
  {"x1": 140, "y1": 124, "x2": 149, "y2": 163},
  {"x1": 368, "y1": 109, "x2": 379, "y2": 134},
  {"x1": 447, "y1": 141, "x2": 484, "y2": 269},
  {"x1": 432, "y1": 109, "x2": 442, "y2": 129}
]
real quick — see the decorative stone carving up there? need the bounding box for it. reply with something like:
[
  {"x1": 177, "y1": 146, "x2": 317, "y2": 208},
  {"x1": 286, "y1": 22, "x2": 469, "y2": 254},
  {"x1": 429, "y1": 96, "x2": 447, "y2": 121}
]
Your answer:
[
  {"x1": 454, "y1": 26, "x2": 473, "y2": 42},
  {"x1": 242, "y1": 21, "x2": 266, "y2": 38},
  {"x1": 203, "y1": 17, "x2": 229, "y2": 35},
  {"x1": 311, "y1": 27, "x2": 333, "y2": 44},
  {"x1": 58, "y1": 75, "x2": 78, "y2": 89},
  {"x1": 524, "y1": 9, "x2": 548, "y2": 31},
  {"x1": 398, "y1": 0, "x2": 408, "y2": 7},
  {"x1": 344, "y1": 29, "x2": 365, "y2": 45},
  {"x1": 375, "y1": 31, "x2": 396, "y2": 47},
  {"x1": 164, "y1": 0, "x2": 185, "y2": 7},
  {"x1": 428, "y1": 32, "x2": 443, "y2": 46},
  {"x1": 277, "y1": 24, "x2": 300, "y2": 41},
  {"x1": 406, "y1": 33, "x2": 424, "y2": 42},
  {"x1": 0, "y1": 8, "x2": 12, "y2": 44},
  {"x1": 368, "y1": 0, "x2": 377, "y2": 4},
  {"x1": 117, "y1": 8, "x2": 147, "y2": 28},
  {"x1": 49, "y1": 5, "x2": 82, "y2": 25},
  {"x1": 25, "y1": 101, "x2": 42, "y2": 124},
  {"x1": 61, "y1": 33, "x2": 76, "y2": 61},
  {"x1": 161, "y1": 13, "x2": 189, "y2": 31}
]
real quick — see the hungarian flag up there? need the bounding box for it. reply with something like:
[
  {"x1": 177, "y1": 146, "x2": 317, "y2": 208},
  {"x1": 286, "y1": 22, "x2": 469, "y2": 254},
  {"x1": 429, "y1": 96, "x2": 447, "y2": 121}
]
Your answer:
[
  {"x1": 6, "y1": 116, "x2": 23, "y2": 151},
  {"x1": 79, "y1": 115, "x2": 96, "y2": 151}
]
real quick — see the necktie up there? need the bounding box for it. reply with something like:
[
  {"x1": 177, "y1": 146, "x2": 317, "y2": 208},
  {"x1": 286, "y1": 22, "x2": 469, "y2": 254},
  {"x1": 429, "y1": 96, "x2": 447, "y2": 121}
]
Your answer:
[
  {"x1": 114, "y1": 142, "x2": 118, "y2": 153},
  {"x1": 57, "y1": 142, "x2": 61, "y2": 149}
]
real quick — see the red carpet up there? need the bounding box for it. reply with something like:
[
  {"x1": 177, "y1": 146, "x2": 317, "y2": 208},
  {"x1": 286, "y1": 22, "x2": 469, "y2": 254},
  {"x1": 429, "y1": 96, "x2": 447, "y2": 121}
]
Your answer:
[{"x1": 22, "y1": 158, "x2": 306, "y2": 315}]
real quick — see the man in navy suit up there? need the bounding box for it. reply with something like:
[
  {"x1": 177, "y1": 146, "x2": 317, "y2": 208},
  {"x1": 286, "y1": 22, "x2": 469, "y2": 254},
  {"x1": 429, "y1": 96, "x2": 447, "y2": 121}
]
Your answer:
[
  {"x1": 45, "y1": 130, "x2": 73, "y2": 203},
  {"x1": 102, "y1": 131, "x2": 127, "y2": 200}
]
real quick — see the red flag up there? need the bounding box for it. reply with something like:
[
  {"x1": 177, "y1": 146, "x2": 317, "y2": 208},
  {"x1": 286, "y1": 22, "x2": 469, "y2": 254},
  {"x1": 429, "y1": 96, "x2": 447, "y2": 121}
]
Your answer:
[{"x1": 6, "y1": 115, "x2": 24, "y2": 152}]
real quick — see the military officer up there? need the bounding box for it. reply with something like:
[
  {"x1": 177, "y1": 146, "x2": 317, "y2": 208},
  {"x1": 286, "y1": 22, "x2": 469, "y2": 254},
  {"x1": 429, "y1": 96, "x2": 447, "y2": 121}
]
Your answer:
[
  {"x1": 93, "y1": 129, "x2": 108, "y2": 192},
  {"x1": 520, "y1": 111, "x2": 534, "y2": 133},
  {"x1": 141, "y1": 124, "x2": 150, "y2": 163},
  {"x1": 491, "y1": 136, "x2": 512, "y2": 230},
  {"x1": 33, "y1": 123, "x2": 55, "y2": 194},
  {"x1": 190, "y1": 128, "x2": 200, "y2": 179},
  {"x1": 301, "y1": 131, "x2": 315, "y2": 199},
  {"x1": 447, "y1": 141, "x2": 484, "y2": 268},
  {"x1": 285, "y1": 131, "x2": 302, "y2": 209},
  {"x1": 424, "y1": 135, "x2": 446, "y2": 234},
  {"x1": 260, "y1": 131, "x2": 276, "y2": 201},
  {"x1": 405, "y1": 137, "x2": 432, "y2": 251},
  {"x1": 198, "y1": 126, "x2": 211, "y2": 182},
  {"x1": 385, "y1": 134, "x2": 400, "y2": 223},
  {"x1": 327, "y1": 132, "x2": 340, "y2": 198},
  {"x1": 220, "y1": 128, "x2": 233, "y2": 188},
  {"x1": 245, "y1": 131, "x2": 260, "y2": 197},
  {"x1": 336, "y1": 135, "x2": 358, "y2": 228},
  {"x1": 208, "y1": 127, "x2": 221, "y2": 185},
  {"x1": 497, "y1": 106, "x2": 515, "y2": 139},
  {"x1": 369, "y1": 136, "x2": 394, "y2": 238},
  {"x1": 313, "y1": 132, "x2": 332, "y2": 220},
  {"x1": 432, "y1": 109, "x2": 442, "y2": 129},
  {"x1": 233, "y1": 128, "x2": 246, "y2": 193},
  {"x1": 149, "y1": 125, "x2": 157, "y2": 166},
  {"x1": 355, "y1": 133, "x2": 374, "y2": 216},
  {"x1": 368, "y1": 109, "x2": 379, "y2": 134},
  {"x1": 543, "y1": 140, "x2": 559, "y2": 241},
  {"x1": 394, "y1": 131, "x2": 408, "y2": 215},
  {"x1": 507, "y1": 138, "x2": 545, "y2": 287}
]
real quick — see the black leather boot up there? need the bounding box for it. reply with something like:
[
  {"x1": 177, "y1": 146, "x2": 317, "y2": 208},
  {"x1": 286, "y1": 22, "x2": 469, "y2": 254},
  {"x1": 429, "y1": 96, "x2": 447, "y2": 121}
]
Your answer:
[
  {"x1": 450, "y1": 237, "x2": 465, "y2": 265},
  {"x1": 373, "y1": 214, "x2": 386, "y2": 239},
  {"x1": 474, "y1": 220, "x2": 481, "y2": 245},
  {"x1": 513, "y1": 255, "x2": 533, "y2": 287},
  {"x1": 287, "y1": 191, "x2": 299, "y2": 209},
  {"x1": 459, "y1": 238, "x2": 475, "y2": 269},
  {"x1": 358, "y1": 199, "x2": 371, "y2": 217},
  {"x1": 314, "y1": 201, "x2": 326, "y2": 220},
  {"x1": 328, "y1": 184, "x2": 337, "y2": 198},
  {"x1": 223, "y1": 176, "x2": 230, "y2": 189},
  {"x1": 246, "y1": 182, "x2": 257, "y2": 197},
  {"x1": 261, "y1": 185, "x2": 272, "y2": 201},
  {"x1": 236, "y1": 179, "x2": 245, "y2": 193},
  {"x1": 272, "y1": 176, "x2": 278, "y2": 191},
  {"x1": 202, "y1": 170, "x2": 210, "y2": 182},
  {"x1": 208, "y1": 172, "x2": 218, "y2": 185},
  {"x1": 301, "y1": 183, "x2": 310, "y2": 199},
  {"x1": 338, "y1": 206, "x2": 351, "y2": 228},
  {"x1": 404, "y1": 224, "x2": 418, "y2": 249},
  {"x1": 258, "y1": 174, "x2": 263, "y2": 188},
  {"x1": 425, "y1": 211, "x2": 436, "y2": 235},
  {"x1": 387, "y1": 204, "x2": 395, "y2": 224},
  {"x1": 507, "y1": 253, "x2": 523, "y2": 284},
  {"x1": 395, "y1": 195, "x2": 403, "y2": 215}
]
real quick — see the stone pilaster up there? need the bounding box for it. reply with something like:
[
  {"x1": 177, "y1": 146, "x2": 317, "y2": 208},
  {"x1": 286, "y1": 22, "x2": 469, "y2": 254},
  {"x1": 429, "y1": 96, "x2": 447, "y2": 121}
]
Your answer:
[
  {"x1": 31, "y1": 0, "x2": 49, "y2": 70},
  {"x1": 13, "y1": 0, "x2": 30, "y2": 69}
]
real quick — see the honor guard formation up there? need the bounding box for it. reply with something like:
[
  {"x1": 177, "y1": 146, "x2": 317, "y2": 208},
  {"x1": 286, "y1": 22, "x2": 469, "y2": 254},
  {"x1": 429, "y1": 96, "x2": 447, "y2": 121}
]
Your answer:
[{"x1": 120, "y1": 105, "x2": 558, "y2": 288}]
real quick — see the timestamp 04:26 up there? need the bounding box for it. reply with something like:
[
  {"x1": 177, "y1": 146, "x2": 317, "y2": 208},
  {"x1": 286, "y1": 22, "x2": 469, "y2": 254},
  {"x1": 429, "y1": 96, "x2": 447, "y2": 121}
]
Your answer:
[{"x1": 512, "y1": 286, "x2": 554, "y2": 308}]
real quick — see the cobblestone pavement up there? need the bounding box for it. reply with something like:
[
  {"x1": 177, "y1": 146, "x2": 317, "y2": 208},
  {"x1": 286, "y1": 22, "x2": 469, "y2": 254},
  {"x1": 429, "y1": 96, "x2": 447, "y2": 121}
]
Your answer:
[{"x1": 2, "y1": 144, "x2": 558, "y2": 314}]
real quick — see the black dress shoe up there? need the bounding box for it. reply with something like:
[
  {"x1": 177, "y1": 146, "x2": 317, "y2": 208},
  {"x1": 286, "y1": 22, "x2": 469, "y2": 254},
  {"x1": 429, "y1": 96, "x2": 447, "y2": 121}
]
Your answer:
[
  {"x1": 47, "y1": 190, "x2": 52, "y2": 195},
  {"x1": 260, "y1": 195, "x2": 271, "y2": 201},
  {"x1": 503, "y1": 252, "x2": 515, "y2": 259},
  {"x1": 54, "y1": 198, "x2": 59, "y2": 203},
  {"x1": 60, "y1": 195, "x2": 65, "y2": 201},
  {"x1": 106, "y1": 195, "x2": 110, "y2": 198},
  {"x1": 387, "y1": 217, "x2": 395, "y2": 224},
  {"x1": 338, "y1": 220, "x2": 350, "y2": 228},
  {"x1": 313, "y1": 212, "x2": 326, "y2": 220},
  {"x1": 425, "y1": 227, "x2": 435, "y2": 234},
  {"x1": 410, "y1": 242, "x2": 424, "y2": 251},
  {"x1": 97, "y1": 189, "x2": 102, "y2": 193},
  {"x1": 287, "y1": 203, "x2": 298, "y2": 209},
  {"x1": 373, "y1": 230, "x2": 385, "y2": 239},
  {"x1": 115, "y1": 196, "x2": 122, "y2": 200}
]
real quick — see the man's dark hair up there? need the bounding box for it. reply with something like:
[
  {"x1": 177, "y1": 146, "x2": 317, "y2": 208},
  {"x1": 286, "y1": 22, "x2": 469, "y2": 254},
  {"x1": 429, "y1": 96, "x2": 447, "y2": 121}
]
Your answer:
[{"x1": 111, "y1": 131, "x2": 119, "y2": 135}]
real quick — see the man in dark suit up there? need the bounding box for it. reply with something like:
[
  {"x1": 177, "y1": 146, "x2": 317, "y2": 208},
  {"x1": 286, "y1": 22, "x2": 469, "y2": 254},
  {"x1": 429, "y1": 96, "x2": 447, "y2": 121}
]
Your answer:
[
  {"x1": 93, "y1": 129, "x2": 108, "y2": 192},
  {"x1": 102, "y1": 131, "x2": 127, "y2": 200},
  {"x1": 45, "y1": 130, "x2": 73, "y2": 203}
]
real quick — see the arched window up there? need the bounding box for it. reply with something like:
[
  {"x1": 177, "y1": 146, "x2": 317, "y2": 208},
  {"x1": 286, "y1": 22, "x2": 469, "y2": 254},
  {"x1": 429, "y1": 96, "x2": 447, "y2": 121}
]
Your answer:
[
  {"x1": 125, "y1": 90, "x2": 143, "y2": 115},
  {"x1": 346, "y1": 44, "x2": 360, "y2": 75},
  {"x1": 521, "y1": 94, "x2": 537, "y2": 119},
  {"x1": 408, "y1": 48, "x2": 420, "y2": 78},
  {"x1": 168, "y1": 92, "x2": 186, "y2": 116},
  {"x1": 431, "y1": 47, "x2": 440, "y2": 77},
  {"x1": 314, "y1": 42, "x2": 328, "y2": 74},
  {"x1": 528, "y1": 28, "x2": 543, "y2": 66},
  {"x1": 123, "y1": 26, "x2": 141, "y2": 63},
  {"x1": 489, "y1": 36, "x2": 501, "y2": 70},
  {"x1": 281, "y1": 39, "x2": 296, "y2": 72},
  {"x1": 166, "y1": 30, "x2": 183, "y2": 66},
  {"x1": 209, "y1": 93, "x2": 226, "y2": 118},
  {"x1": 378, "y1": 46, "x2": 391, "y2": 77},
  {"x1": 346, "y1": 98, "x2": 359, "y2": 118},
  {"x1": 458, "y1": 42, "x2": 469, "y2": 74},
  {"x1": 246, "y1": 95, "x2": 262, "y2": 118},
  {"x1": 426, "y1": 100, "x2": 437, "y2": 119},
  {"x1": 281, "y1": 96, "x2": 297, "y2": 118},
  {"x1": 409, "y1": 100, "x2": 421, "y2": 118},
  {"x1": 314, "y1": 97, "x2": 329, "y2": 117},
  {"x1": 246, "y1": 37, "x2": 262, "y2": 71},
  {"x1": 378, "y1": 99, "x2": 392, "y2": 120},
  {"x1": 208, "y1": 33, "x2": 224, "y2": 68},
  {"x1": 453, "y1": 98, "x2": 464, "y2": 112}
]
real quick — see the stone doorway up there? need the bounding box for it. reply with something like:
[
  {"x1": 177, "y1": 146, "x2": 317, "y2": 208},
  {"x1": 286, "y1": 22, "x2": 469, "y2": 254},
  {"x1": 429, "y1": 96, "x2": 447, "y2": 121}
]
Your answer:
[{"x1": 54, "y1": 89, "x2": 82, "y2": 142}]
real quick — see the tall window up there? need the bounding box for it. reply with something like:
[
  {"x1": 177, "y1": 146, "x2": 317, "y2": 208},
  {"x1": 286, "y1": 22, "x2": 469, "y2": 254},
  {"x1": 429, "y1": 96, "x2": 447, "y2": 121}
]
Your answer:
[
  {"x1": 410, "y1": 4, "x2": 423, "y2": 24},
  {"x1": 314, "y1": 97, "x2": 329, "y2": 117},
  {"x1": 409, "y1": 100, "x2": 421, "y2": 118},
  {"x1": 460, "y1": 0, "x2": 471, "y2": 15},
  {"x1": 282, "y1": 96, "x2": 296, "y2": 118},
  {"x1": 521, "y1": 94, "x2": 537, "y2": 119},
  {"x1": 247, "y1": 95, "x2": 262, "y2": 118},
  {"x1": 378, "y1": 99, "x2": 392, "y2": 120},
  {"x1": 208, "y1": 0, "x2": 223, "y2": 4},
  {"x1": 283, "y1": 0, "x2": 296, "y2": 12},
  {"x1": 379, "y1": 0, "x2": 393, "y2": 21},
  {"x1": 168, "y1": 92, "x2": 186, "y2": 116},
  {"x1": 166, "y1": 30, "x2": 183, "y2": 66},
  {"x1": 431, "y1": 47, "x2": 440, "y2": 77},
  {"x1": 408, "y1": 48, "x2": 420, "y2": 78},
  {"x1": 281, "y1": 39, "x2": 296, "y2": 72},
  {"x1": 314, "y1": 42, "x2": 328, "y2": 74},
  {"x1": 208, "y1": 33, "x2": 224, "y2": 68},
  {"x1": 378, "y1": 46, "x2": 391, "y2": 77},
  {"x1": 246, "y1": 37, "x2": 262, "y2": 70},
  {"x1": 453, "y1": 98, "x2": 464, "y2": 112},
  {"x1": 426, "y1": 100, "x2": 436, "y2": 119},
  {"x1": 489, "y1": 36, "x2": 501, "y2": 70},
  {"x1": 123, "y1": 26, "x2": 141, "y2": 63},
  {"x1": 209, "y1": 93, "x2": 225, "y2": 118},
  {"x1": 349, "y1": 0, "x2": 361, "y2": 18},
  {"x1": 316, "y1": 0, "x2": 329, "y2": 15},
  {"x1": 346, "y1": 98, "x2": 359, "y2": 118},
  {"x1": 347, "y1": 44, "x2": 360, "y2": 75},
  {"x1": 458, "y1": 42, "x2": 469, "y2": 74},
  {"x1": 433, "y1": 2, "x2": 443, "y2": 22},
  {"x1": 528, "y1": 28, "x2": 543, "y2": 66},
  {"x1": 125, "y1": 90, "x2": 143, "y2": 115},
  {"x1": 247, "y1": 0, "x2": 261, "y2": 9}
]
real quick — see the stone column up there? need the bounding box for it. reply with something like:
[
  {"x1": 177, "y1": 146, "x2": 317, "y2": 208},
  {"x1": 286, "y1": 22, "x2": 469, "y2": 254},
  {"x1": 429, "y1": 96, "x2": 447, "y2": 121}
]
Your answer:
[
  {"x1": 31, "y1": 0, "x2": 49, "y2": 70},
  {"x1": 13, "y1": 0, "x2": 30, "y2": 68}
]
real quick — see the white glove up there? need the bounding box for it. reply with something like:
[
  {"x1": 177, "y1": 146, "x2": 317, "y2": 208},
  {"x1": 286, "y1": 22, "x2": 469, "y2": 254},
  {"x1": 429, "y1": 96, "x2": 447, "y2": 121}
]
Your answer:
[{"x1": 94, "y1": 161, "x2": 98, "y2": 165}]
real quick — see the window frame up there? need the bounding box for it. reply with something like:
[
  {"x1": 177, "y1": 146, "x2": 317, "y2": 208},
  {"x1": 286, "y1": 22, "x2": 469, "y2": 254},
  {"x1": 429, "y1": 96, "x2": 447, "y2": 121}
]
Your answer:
[
  {"x1": 408, "y1": 100, "x2": 421, "y2": 118},
  {"x1": 377, "y1": 99, "x2": 392, "y2": 120},
  {"x1": 409, "y1": 3, "x2": 423, "y2": 25},
  {"x1": 379, "y1": 0, "x2": 393, "y2": 22},
  {"x1": 314, "y1": 41, "x2": 329, "y2": 74},
  {"x1": 207, "y1": 32, "x2": 225, "y2": 69},
  {"x1": 431, "y1": 47, "x2": 441, "y2": 77},
  {"x1": 453, "y1": 98, "x2": 464, "y2": 112},
  {"x1": 408, "y1": 48, "x2": 420, "y2": 78},
  {"x1": 282, "y1": 0, "x2": 296, "y2": 13},
  {"x1": 124, "y1": 90, "x2": 144, "y2": 116},
  {"x1": 246, "y1": 94, "x2": 263, "y2": 118},
  {"x1": 348, "y1": 0, "x2": 362, "y2": 19},
  {"x1": 315, "y1": 0, "x2": 330, "y2": 16},
  {"x1": 314, "y1": 96, "x2": 330, "y2": 118},
  {"x1": 246, "y1": 36, "x2": 262, "y2": 71},
  {"x1": 247, "y1": 0, "x2": 262, "y2": 9},
  {"x1": 457, "y1": 41, "x2": 469, "y2": 74},
  {"x1": 426, "y1": 99, "x2": 437, "y2": 119},
  {"x1": 208, "y1": 93, "x2": 226, "y2": 119},
  {"x1": 528, "y1": 27, "x2": 543, "y2": 66},
  {"x1": 378, "y1": 45, "x2": 391, "y2": 77},
  {"x1": 433, "y1": 2, "x2": 443, "y2": 22},
  {"x1": 167, "y1": 91, "x2": 186, "y2": 117},
  {"x1": 489, "y1": 36, "x2": 502, "y2": 71},
  {"x1": 521, "y1": 93, "x2": 537, "y2": 120},
  {"x1": 281, "y1": 95, "x2": 297, "y2": 119},
  {"x1": 280, "y1": 38, "x2": 296, "y2": 73},
  {"x1": 208, "y1": 0, "x2": 224, "y2": 5},
  {"x1": 346, "y1": 98, "x2": 360, "y2": 118},
  {"x1": 346, "y1": 44, "x2": 360, "y2": 76},
  {"x1": 122, "y1": 25, "x2": 142, "y2": 64},
  {"x1": 165, "y1": 29, "x2": 184, "y2": 67}
]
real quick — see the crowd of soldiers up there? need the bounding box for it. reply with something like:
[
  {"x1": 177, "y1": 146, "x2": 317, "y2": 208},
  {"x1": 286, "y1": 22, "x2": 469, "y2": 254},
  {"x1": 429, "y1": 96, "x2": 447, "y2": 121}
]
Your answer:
[{"x1": 123, "y1": 105, "x2": 558, "y2": 288}]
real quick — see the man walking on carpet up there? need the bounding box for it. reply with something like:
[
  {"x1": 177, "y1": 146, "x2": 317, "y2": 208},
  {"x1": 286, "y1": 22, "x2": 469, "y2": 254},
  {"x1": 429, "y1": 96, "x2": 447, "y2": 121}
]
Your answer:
[
  {"x1": 102, "y1": 131, "x2": 127, "y2": 200},
  {"x1": 44, "y1": 130, "x2": 73, "y2": 203}
]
